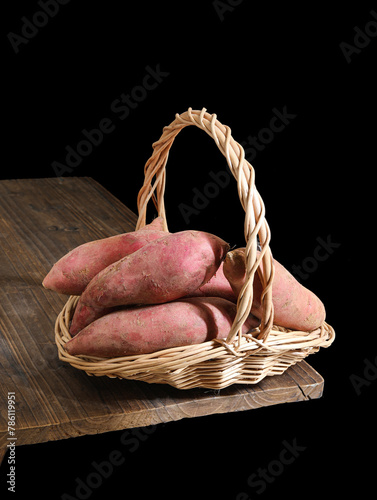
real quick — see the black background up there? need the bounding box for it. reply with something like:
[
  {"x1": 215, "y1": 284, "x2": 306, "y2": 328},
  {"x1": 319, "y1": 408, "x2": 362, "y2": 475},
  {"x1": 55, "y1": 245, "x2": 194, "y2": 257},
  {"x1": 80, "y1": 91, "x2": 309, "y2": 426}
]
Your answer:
[{"x1": 1, "y1": 1, "x2": 375, "y2": 499}]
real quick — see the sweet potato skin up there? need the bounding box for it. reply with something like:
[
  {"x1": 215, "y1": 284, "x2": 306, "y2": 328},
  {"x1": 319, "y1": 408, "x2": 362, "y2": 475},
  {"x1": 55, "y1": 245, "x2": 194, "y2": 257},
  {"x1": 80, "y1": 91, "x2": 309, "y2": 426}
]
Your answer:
[
  {"x1": 223, "y1": 248, "x2": 326, "y2": 331},
  {"x1": 65, "y1": 297, "x2": 260, "y2": 357},
  {"x1": 140, "y1": 216, "x2": 165, "y2": 231},
  {"x1": 221, "y1": 249, "x2": 246, "y2": 296},
  {"x1": 42, "y1": 218, "x2": 166, "y2": 295},
  {"x1": 70, "y1": 230, "x2": 230, "y2": 335},
  {"x1": 186, "y1": 263, "x2": 237, "y2": 303}
]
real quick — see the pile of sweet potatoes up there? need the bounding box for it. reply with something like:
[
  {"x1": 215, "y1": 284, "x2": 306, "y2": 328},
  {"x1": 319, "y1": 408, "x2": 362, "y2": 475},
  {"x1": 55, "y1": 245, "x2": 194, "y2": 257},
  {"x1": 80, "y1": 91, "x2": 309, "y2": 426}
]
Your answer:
[{"x1": 43, "y1": 217, "x2": 326, "y2": 358}]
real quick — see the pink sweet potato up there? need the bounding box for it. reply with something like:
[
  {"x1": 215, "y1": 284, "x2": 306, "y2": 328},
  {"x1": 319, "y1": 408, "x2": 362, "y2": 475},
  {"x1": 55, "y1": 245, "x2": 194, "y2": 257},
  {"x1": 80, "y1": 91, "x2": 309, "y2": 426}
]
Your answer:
[
  {"x1": 65, "y1": 297, "x2": 260, "y2": 357},
  {"x1": 42, "y1": 217, "x2": 166, "y2": 295},
  {"x1": 186, "y1": 262, "x2": 237, "y2": 303},
  {"x1": 223, "y1": 248, "x2": 326, "y2": 331},
  {"x1": 70, "y1": 230, "x2": 230, "y2": 335},
  {"x1": 139, "y1": 217, "x2": 165, "y2": 231}
]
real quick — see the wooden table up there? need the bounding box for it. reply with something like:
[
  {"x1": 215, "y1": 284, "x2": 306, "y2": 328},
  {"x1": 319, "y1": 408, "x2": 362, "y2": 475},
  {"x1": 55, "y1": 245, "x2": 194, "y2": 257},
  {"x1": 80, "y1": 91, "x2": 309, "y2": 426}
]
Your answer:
[{"x1": 0, "y1": 177, "x2": 324, "y2": 466}]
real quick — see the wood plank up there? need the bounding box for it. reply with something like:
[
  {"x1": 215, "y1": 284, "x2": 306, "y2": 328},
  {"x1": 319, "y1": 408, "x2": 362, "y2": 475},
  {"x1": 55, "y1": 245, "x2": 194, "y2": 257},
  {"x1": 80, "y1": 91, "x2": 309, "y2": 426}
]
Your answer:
[
  {"x1": 0, "y1": 177, "x2": 324, "y2": 451},
  {"x1": 0, "y1": 362, "x2": 323, "y2": 449}
]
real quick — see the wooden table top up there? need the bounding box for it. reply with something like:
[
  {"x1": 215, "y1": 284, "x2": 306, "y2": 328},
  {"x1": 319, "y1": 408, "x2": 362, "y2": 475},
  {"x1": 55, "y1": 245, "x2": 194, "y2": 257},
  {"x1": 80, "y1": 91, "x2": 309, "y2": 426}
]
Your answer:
[{"x1": 0, "y1": 177, "x2": 324, "y2": 452}]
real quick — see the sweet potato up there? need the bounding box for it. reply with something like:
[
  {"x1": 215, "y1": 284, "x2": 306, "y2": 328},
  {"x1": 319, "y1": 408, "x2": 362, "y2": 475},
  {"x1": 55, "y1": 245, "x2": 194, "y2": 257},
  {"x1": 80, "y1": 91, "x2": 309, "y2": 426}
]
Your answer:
[
  {"x1": 139, "y1": 217, "x2": 165, "y2": 231},
  {"x1": 186, "y1": 263, "x2": 237, "y2": 303},
  {"x1": 65, "y1": 297, "x2": 260, "y2": 357},
  {"x1": 223, "y1": 248, "x2": 326, "y2": 331},
  {"x1": 69, "y1": 230, "x2": 230, "y2": 335},
  {"x1": 42, "y1": 217, "x2": 166, "y2": 295}
]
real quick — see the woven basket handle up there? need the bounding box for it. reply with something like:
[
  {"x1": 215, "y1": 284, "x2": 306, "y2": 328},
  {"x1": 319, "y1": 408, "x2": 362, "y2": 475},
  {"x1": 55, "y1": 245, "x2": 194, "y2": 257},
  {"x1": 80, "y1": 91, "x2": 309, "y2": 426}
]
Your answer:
[{"x1": 136, "y1": 108, "x2": 274, "y2": 346}]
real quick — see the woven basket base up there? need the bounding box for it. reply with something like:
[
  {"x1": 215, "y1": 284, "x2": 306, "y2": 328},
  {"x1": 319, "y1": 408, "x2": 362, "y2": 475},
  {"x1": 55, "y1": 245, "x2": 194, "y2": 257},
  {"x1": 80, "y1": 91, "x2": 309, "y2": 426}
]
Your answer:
[{"x1": 54, "y1": 296, "x2": 335, "y2": 390}]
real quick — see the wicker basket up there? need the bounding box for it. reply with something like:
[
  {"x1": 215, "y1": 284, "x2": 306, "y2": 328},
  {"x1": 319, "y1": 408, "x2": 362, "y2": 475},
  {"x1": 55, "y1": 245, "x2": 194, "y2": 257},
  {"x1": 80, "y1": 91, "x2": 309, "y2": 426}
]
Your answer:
[{"x1": 55, "y1": 108, "x2": 335, "y2": 390}]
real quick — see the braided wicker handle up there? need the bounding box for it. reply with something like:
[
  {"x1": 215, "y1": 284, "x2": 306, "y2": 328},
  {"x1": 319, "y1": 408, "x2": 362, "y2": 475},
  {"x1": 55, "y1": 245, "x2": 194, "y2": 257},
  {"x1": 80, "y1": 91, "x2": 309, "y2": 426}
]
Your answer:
[{"x1": 136, "y1": 108, "x2": 274, "y2": 346}]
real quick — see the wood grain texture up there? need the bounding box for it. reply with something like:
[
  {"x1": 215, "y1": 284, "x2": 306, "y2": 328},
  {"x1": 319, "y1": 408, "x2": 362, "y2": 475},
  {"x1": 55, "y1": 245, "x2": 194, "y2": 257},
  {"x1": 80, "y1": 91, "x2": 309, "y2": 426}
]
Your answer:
[{"x1": 0, "y1": 177, "x2": 324, "y2": 456}]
